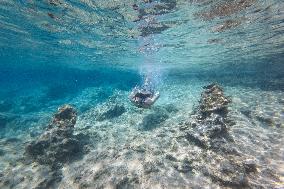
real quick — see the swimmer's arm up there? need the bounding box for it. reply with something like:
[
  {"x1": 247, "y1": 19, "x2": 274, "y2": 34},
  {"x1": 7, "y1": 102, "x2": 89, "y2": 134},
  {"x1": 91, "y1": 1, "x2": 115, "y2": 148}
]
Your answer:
[{"x1": 152, "y1": 92, "x2": 160, "y2": 102}]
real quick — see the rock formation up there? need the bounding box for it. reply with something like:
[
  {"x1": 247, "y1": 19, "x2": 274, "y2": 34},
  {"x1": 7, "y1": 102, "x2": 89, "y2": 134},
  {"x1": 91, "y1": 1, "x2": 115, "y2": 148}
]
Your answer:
[
  {"x1": 179, "y1": 83, "x2": 259, "y2": 188},
  {"x1": 25, "y1": 104, "x2": 86, "y2": 166},
  {"x1": 0, "y1": 105, "x2": 90, "y2": 189},
  {"x1": 182, "y1": 83, "x2": 233, "y2": 150}
]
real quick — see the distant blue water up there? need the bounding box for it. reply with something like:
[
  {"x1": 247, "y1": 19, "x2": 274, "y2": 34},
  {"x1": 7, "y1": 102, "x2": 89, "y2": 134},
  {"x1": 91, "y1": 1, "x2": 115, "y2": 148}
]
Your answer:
[{"x1": 0, "y1": 64, "x2": 140, "y2": 117}]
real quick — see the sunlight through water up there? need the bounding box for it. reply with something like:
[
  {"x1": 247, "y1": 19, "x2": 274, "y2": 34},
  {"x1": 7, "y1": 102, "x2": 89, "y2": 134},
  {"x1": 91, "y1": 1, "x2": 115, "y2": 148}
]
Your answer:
[{"x1": 0, "y1": 0, "x2": 283, "y2": 188}]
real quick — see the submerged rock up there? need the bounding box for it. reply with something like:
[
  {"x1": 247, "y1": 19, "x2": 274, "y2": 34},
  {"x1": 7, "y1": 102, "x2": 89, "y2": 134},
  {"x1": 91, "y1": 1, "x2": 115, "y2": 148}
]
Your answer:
[
  {"x1": 25, "y1": 105, "x2": 86, "y2": 166},
  {"x1": 52, "y1": 104, "x2": 77, "y2": 127},
  {"x1": 199, "y1": 83, "x2": 231, "y2": 118},
  {"x1": 94, "y1": 102, "x2": 126, "y2": 121},
  {"x1": 1, "y1": 105, "x2": 90, "y2": 189},
  {"x1": 243, "y1": 159, "x2": 257, "y2": 173},
  {"x1": 184, "y1": 83, "x2": 232, "y2": 149},
  {"x1": 177, "y1": 83, "x2": 263, "y2": 188}
]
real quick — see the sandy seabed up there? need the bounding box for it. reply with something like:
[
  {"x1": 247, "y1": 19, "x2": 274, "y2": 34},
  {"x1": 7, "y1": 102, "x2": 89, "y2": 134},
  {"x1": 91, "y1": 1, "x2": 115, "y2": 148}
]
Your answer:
[{"x1": 0, "y1": 79, "x2": 283, "y2": 189}]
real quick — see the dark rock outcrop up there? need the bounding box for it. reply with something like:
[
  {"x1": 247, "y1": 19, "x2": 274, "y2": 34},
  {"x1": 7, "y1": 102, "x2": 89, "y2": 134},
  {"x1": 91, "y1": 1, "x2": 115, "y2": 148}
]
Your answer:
[
  {"x1": 25, "y1": 105, "x2": 86, "y2": 166},
  {"x1": 199, "y1": 83, "x2": 231, "y2": 118},
  {"x1": 0, "y1": 105, "x2": 89, "y2": 189},
  {"x1": 243, "y1": 159, "x2": 257, "y2": 173},
  {"x1": 183, "y1": 83, "x2": 232, "y2": 149},
  {"x1": 179, "y1": 83, "x2": 261, "y2": 188},
  {"x1": 52, "y1": 104, "x2": 77, "y2": 127}
]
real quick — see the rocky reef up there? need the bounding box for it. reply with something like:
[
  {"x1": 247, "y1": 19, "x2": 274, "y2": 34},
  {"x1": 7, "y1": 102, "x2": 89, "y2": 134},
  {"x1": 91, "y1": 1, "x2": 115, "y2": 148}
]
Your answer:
[
  {"x1": 199, "y1": 83, "x2": 231, "y2": 117},
  {"x1": 69, "y1": 84, "x2": 275, "y2": 189},
  {"x1": 25, "y1": 104, "x2": 87, "y2": 166},
  {"x1": 182, "y1": 83, "x2": 233, "y2": 150},
  {"x1": 177, "y1": 84, "x2": 277, "y2": 188},
  {"x1": 0, "y1": 84, "x2": 282, "y2": 189},
  {"x1": 0, "y1": 105, "x2": 89, "y2": 188}
]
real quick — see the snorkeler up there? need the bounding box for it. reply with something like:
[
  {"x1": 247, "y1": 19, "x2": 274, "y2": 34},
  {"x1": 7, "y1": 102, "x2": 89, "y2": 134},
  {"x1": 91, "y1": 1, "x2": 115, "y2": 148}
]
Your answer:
[{"x1": 129, "y1": 77, "x2": 160, "y2": 108}]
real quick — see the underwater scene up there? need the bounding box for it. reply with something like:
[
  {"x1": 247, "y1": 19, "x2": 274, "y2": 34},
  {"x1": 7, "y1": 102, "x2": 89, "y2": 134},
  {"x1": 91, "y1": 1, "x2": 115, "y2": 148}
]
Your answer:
[{"x1": 0, "y1": 0, "x2": 284, "y2": 188}]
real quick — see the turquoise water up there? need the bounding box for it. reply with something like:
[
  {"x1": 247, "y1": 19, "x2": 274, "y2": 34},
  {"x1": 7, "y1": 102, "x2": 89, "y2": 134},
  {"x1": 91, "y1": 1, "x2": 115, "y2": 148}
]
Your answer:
[{"x1": 0, "y1": 0, "x2": 283, "y2": 188}]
